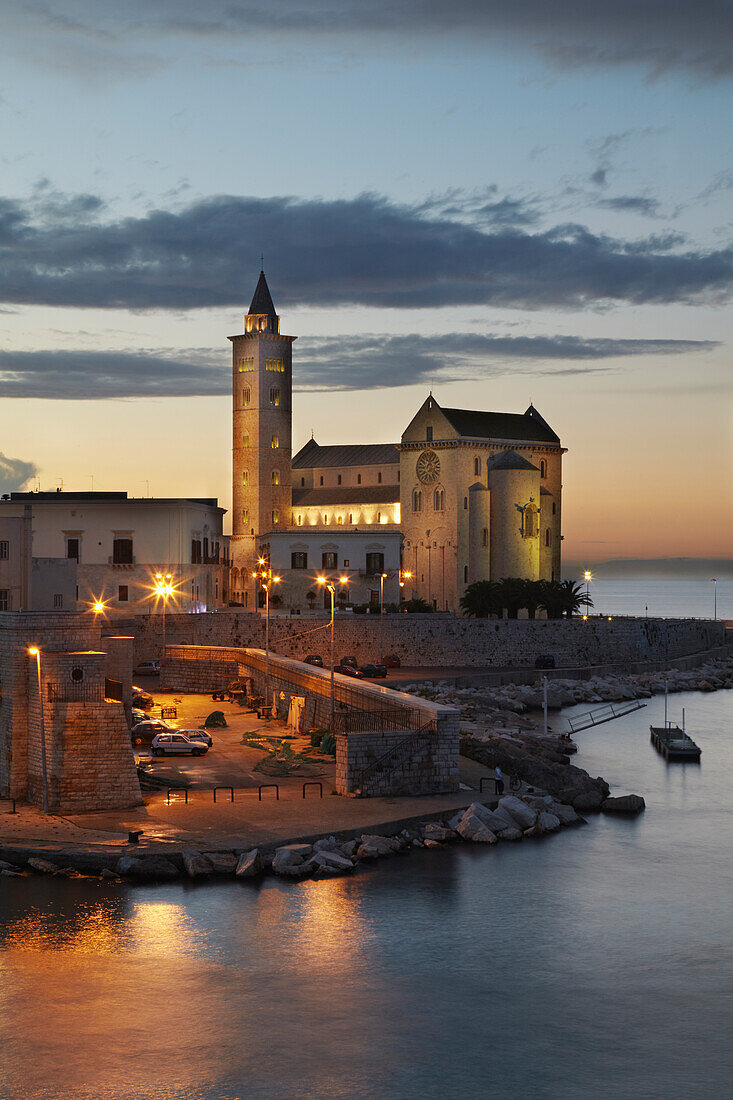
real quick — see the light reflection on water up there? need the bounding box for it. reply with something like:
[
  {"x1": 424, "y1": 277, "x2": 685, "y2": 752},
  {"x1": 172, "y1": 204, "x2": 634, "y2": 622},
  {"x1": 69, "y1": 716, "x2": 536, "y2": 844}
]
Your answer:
[{"x1": 0, "y1": 688, "x2": 732, "y2": 1099}]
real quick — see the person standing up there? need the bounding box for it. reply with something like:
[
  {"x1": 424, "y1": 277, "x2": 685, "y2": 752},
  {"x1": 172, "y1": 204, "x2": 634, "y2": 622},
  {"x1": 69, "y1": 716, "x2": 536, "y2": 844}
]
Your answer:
[{"x1": 495, "y1": 765, "x2": 504, "y2": 795}]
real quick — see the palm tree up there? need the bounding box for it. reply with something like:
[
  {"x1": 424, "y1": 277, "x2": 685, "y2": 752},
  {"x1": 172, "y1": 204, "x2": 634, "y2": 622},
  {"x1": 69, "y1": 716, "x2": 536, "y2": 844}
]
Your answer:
[
  {"x1": 558, "y1": 579, "x2": 593, "y2": 618},
  {"x1": 538, "y1": 580, "x2": 565, "y2": 620},
  {"x1": 460, "y1": 580, "x2": 501, "y2": 618},
  {"x1": 519, "y1": 578, "x2": 546, "y2": 619},
  {"x1": 496, "y1": 577, "x2": 527, "y2": 619}
]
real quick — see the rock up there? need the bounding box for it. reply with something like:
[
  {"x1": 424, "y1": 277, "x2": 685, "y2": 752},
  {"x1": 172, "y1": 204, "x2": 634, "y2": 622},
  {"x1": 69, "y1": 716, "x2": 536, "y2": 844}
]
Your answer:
[
  {"x1": 536, "y1": 812, "x2": 562, "y2": 833},
  {"x1": 455, "y1": 805, "x2": 498, "y2": 844},
  {"x1": 100, "y1": 868, "x2": 118, "y2": 880},
  {"x1": 0, "y1": 868, "x2": 22, "y2": 877},
  {"x1": 313, "y1": 836, "x2": 340, "y2": 852},
  {"x1": 551, "y1": 802, "x2": 582, "y2": 826},
  {"x1": 423, "y1": 839, "x2": 444, "y2": 849},
  {"x1": 311, "y1": 850, "x2": 354, "y2": 876},
  {"x1": 601, "y1": 795, "x2": 646, "y2": 815},
  {"x1": 115, "y1": 856, "x2": 179, "y2": 880},
  {"x1": 272, "y1": 844, "x2": 314, "y2": 876},
  {"x1": 235, "y1": 849, "x2": 262, "y2": 878},
  {"x1": 0, "y1": 859, "x2": 22, "y2": 872},
  {"x1": 412, "y1": 838, "x2": 425, "y2": 847},
  {"x1": 356, "y1": 835, "x2": 401, "y2": 859},
  {"x1": 202, "y1": 852, "x2": 238, "y2": 874},
  {"x1": 182, "y1": 849, "x2": 214, "y2": 878},
  {"x1": 447, "y1": 812, "x2": 464, "y2": 832},
  {"x1": 488, "y1": 805, "x2": 525, "y2": 839},
  {"x1": 572, "y1": 790, "x2": 605, "y2": 812},
  {"x1": 498, "y1": 796, "x2": 538, "y2": 830},
  {"x1": 422, "y1": 823, "x2": 457, "y2": 842},
  {"x1": 339, "y1": 839, "x2": 358, "y2": 859},
  {"x1": 28, "y1": 857, "x2": 60, "y2": 874}
]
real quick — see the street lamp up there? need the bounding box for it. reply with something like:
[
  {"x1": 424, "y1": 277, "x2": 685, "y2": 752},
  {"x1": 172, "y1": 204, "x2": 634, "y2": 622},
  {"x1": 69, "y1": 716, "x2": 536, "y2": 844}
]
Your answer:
[
  {"x1": 28, "y1": 647, "x2": 49, "y2": 814},
  {"x1": 378, "y1": 572, "x2": 389, "y2": 663},
  {"x1": 153, "y1": 572, "x2": 174, "y2": 660},
  {"x1": 318, "y1": 573, "x2": 349, "y2": 731},
  {"x1": 583, "y1": 570, "x2": 592, "y2": 618},
  {"x1": 712, "y1": 578, "x2": 717, "y2": 621},
  {"x1": 254, "y1": 564, "x2": 281, "y2": 712}
]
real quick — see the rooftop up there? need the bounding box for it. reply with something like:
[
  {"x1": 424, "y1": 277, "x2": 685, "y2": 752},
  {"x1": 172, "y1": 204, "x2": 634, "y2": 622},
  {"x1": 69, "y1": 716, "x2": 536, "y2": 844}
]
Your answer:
[
  {"x1": 489, "y1": 450, "x2": 540, "y2": 472},
  {"x1": 440, "y1": 405, "x2": 560, "y2": 445},
  {"x1": 6, "y1": 491, "x2": 224, "y2": 509},
  {"x1": 292, "y1": 439, "x2": 400, "y2": 469}
]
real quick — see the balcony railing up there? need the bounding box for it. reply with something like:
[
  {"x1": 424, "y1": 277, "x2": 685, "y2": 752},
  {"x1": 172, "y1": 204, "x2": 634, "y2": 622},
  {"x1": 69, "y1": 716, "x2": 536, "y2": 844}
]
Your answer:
[{"x1": 47, "y1": 682, "x2": 105, "y2": 703}]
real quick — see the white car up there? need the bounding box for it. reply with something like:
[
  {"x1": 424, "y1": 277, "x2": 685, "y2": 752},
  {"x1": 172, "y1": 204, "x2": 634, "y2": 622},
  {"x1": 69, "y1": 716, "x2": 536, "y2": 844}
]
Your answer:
[
  {"x1": 151, "y1": 732, "x2": 209, "y2": 756},
  {"x1": 134, "y1": 660, "x2": 161, "y2": 677},
  {"x1": 178, "y1": 728, "x2": 213, "y2": 748}
]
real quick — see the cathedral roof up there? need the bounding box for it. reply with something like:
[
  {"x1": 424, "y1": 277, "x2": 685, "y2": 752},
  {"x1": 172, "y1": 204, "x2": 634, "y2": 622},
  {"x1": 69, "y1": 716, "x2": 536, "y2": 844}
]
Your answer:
[
  {"x1": 441, "y1": 406, "x2": 560, "y2": 444},
  {"x1": 489, "y1": 450, "x2": 540, "y2": 472},
  {"x1": 248, "y1": 270, "x2": 277, "y2": 319},
  {"x1": 292, "y1": 439, "x2": 400, "y2": 469},
  {"x1": 292, "y1": 485, "x2": 399, "y2": 506}
]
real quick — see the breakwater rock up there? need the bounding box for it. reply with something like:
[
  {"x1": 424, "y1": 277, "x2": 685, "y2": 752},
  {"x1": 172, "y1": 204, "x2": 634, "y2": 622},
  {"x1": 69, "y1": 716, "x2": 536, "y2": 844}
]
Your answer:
[{"x1": 461, "y1": 733, "x2": 611, "y2": 811}]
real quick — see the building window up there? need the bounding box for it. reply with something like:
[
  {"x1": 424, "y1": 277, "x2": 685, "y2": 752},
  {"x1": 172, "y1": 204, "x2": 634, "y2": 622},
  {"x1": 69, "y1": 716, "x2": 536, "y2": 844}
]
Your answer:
[
  {"x1": 463, "y1": 566, "x2": 468, "y2": 583},
  {"x1": 291, "y1": 552, "x2": 308, "y2": 569},
  {"x1": 525, "y1": 508, "x2": 536, "y2": 537},
  {"x1": 397, "y1": 470, "x2": 400, "y2": 482},
  {"x1": 463, "y1": 497, "x2": 468, "y2": 510},
  {"x1": 474, "y1": 457, "x2": 481, "y2": 476},
  {"x1": 337, "y1": 474, "x2": 342, "y2": 485},
  {"x1": 0, "y1": 541, "x2": 9, "y2": 560},
  {"x1": 242, "y1": 470, "x2": 249, "y2": 486},
  {"x1": 541, "y1": 460, "x2": 547, "y2": 478},
  {"x1": 322, "y1": 552, "x2": 338, "y2": 569},
  {"x1": 112, "y1": 538, "x2": 133, "y2": 564},
  {"x1": 552, "y1": 502, "x2": 556, "y2": 515},
  {"x1": 191, "y1": 539, "x2": 202, "y2": 563},
  {"x1": 242, "y1": 432, "x2": 250, "y2": 448},
  {"x1": 348, "y1": 513, "x2": 353, "y2": 524},
  {"x1": 319, "y1": 476, "x2": 324, "y2": 486},
  {"x1": 344, "y1": 559, "x2": 350, "y2": 567},
  {"x1": 53, "y1": 594, "x2": 63, "y2": 609},
  {"x1": 545, "y1": 528, "x2": 551, "y2": 547},
  {"x1": 366, "y1": 552, "x2": 384, "y2": 574},
  {"x1": 271, "y1": 435, "x2": 279, "y2": 449},
  {"x1": 118, "y1": 585, "x2": 129, "y2": 602},
  {"x1": 269, "y1": 387, "x2": 280, "y2": 406},
  {"x1": 0, "y1": 590, "x2": 8, "y2": 611},
  {"x1": 272, "y1": 510, "x2": 280, "y2": 525},
  {"x1": 242, "y1": 386, "x2": 251, "y2": 406},
  {"x1": 242, "y1": 509, "x2": 249, "y2": 525},
  {"x1": 412, "y1": 489, "x2": 422, "y2": 512},
  {"x1": 66, "y1": 538, "x2": 79, "y2": 561},
  {"x1": 377, "y1": 512, "x2": 382, "y2": 523},
  {"x1": 426, "y1": 426, "x2": 433, "y2": 441},
  {"x1": 433, "y1": 489, "x2": 444, "y2": 511},
  {"x1": 297, "y1": 514, "x2": 302, "y2": 526},
  {"x1": 272, "y1": 469, "x2": 280, "y2": 486},
  {"x1": 482, "y1": 527, "x2": 488, "y2": 547},
  {"x1": 357, "y1": 474, "x2": 362, "y2": 484},
  {"x1": 378, "y1": 472, "x2": 382, "y2": 484},
  {"x1": 323, "y1": 514, "x2": 329, "y2": 525},
  {"x1": 337, "y1": 515, "x2": 343, "y2": 525},
  {"x1": 238, "y1": 356, "x2": 254, "y2": 372},
  {"x1": 266, "y1": 357, "x2": 285, "y2": 372}
]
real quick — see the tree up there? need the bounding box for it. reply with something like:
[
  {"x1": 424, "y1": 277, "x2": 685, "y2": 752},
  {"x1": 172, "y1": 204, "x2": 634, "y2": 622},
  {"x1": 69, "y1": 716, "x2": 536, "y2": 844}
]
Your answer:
[
  {"x1": 495, "y1": 577, "x2": 527, "y2": 619},
  {"x1": 460, "y1": 580, "x2": 501, "y2": 618},
  {"x1": 558, "y1": 579, "x2": 593, "y2": 619}
]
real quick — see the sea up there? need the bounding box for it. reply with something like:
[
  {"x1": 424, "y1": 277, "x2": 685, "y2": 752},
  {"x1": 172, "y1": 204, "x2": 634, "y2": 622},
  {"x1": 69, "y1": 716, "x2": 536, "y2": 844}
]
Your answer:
[{"x1": 0, "y1": 580, "x2": 731, "y2": 1100}]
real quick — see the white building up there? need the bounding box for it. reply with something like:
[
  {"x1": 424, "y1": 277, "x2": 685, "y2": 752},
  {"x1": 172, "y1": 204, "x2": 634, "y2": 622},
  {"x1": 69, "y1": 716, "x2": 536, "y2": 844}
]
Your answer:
[
  {"x1": 0, "y1": 509, "x2": 77, "y2": 612},
  {"x1": 0, "y1": 491, "x2": 229, "y2": 615}
]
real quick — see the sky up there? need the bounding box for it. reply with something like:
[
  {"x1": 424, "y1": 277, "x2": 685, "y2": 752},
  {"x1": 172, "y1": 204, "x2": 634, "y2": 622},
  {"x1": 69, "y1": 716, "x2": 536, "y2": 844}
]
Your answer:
[{"x1": 0, "y1": 0, "x2": 731, "y2": 561}]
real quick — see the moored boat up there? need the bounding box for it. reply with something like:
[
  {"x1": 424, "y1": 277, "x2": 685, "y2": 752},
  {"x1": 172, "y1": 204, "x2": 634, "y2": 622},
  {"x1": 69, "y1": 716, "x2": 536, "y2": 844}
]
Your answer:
[{"x1": 649, "y1": 725, "x2": 701, "y2": 761}]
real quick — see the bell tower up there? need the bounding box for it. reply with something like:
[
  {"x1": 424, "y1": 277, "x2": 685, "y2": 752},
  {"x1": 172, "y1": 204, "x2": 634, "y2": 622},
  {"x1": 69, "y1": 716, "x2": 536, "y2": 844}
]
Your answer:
[{"x1": 229, "y1": 270, "x2": 296, "y2": 584}]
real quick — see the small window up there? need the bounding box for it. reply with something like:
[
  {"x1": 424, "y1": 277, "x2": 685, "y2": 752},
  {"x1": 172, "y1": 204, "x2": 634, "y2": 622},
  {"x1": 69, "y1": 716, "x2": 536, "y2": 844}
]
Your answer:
[
  {"x1": 269, "y1": 387, "x2": 280, "y2": 406},
  {"x1": 272, "y1": 469, "x2": 280, "y2": 486},
  {"x1": 70, "y1": 666, "x2": 84, "y2": 682},
  {"x1": 474, "y1": 457, "x2": 481, "y2": 476},
  {"x1": 337, "y1": 515, "x2": 343, "y2": 525},
  {"x1": 541, "y1": 460, "x2": 547, "y2": 478},
  {"x1": 297, "y1": 514, "x2": 302, "y2": 526},
  {"x1": 271, "y1": 435, "x2": 279, "y2": 449},
  {"x1": 525, "y1": 509, "x2": 536, "y2": 537},
  {"x1": 118, "y1": 585, "x2": 129, "y2": 602},
  {"x1": 242, "y1": 386, "x2": 251, "y2": 406},
  {"x1": 366, "y1": 552, "x2": 384, "y2": 574},
  {"x1": 357, "y1": 474, "x2": 362, "y2": 485},
  {"x1": 323, "y1": 514, "x2": 329, "y2": 525},
  {"x1": 343, "y1": 559, "x2": 350, "y2": 567},
  {"x1": 322, "y1": 552, "x2": 338, "y2": 569},
  {"x1": 0, "y1": 590, "x2": 8, "y2": 612},
  {"x1": 378, "y1": 472, "x2": 382, "y2": 484},
  {"x1": 242, "y1": 432, "x2": 250, "y2": 448},
  {"x1": 337, "y1": 474, "x2": 342, "y2": 485},
  {"x1": 242, "y1": 509, "x2": 249, "y2": 525},
  {"x1": 412, "y1": 489, "x2": 422, "y2": 512},
  {"x1": 301, "y1": 477, "x2": 305, "y2": 487},
  {"x1": 112, "y1": 538, "x2": 133, "y2": 564},
  {"x1": 319, "y1": 476, "x2": 324, "y2": 486},
  {"x1": 242, "y1": 470, "x2": 249, "y2": 486},
  {"x1": 53, "y1": 594, "x2": 63, "y2": 609},
  {"x1": 463, "y1": 566, "x2": 468, "y2": 583},
  {"x1": 552, "y1": 502, "x2": 556, "y2": 515},
  {"x1": 463, "y1": 497, "x2": 468, "y2": 510},
  {"x1": 348, "y1": 513, "x2": 353, "y2": 524},
  {"x1": 434, "y1": 489, "x2": 444, "y2": 511},
  {"x1": 545, "y1": 528, "x2": 551, "y2": 547},
  {"x1": 191, "y1": 539, "x2": 202, "y2": 563},
  {"x1": 482, "y1": 527, "x2": 488, "y2": 547},
  {"x1": 291, "y1": 552, "x2": 308, "y2": 569},
  {"x1": 272, "y1": 510, "x2": 280, "y2": 525},
  {"x1": 426, "y1": 426, "x2": 433, "y2": 441},
  {"x1": 66, "y1": 538, "x2": 79, "y2": 561},
  {"x1": 0, "y1": 541, "x2": 8, "y2": 560}
]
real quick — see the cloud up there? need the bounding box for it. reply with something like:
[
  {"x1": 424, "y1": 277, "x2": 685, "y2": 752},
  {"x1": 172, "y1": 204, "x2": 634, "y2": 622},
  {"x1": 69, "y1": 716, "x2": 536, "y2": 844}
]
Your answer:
[
  {"x1": 0, "y1": 451, "x2": 38, "y2": 493},
  {"x1": 0, "y1": 189, "x2": 731, "y2": 313},
  {"x1": 6, "y1": 0, "x2": 733, "y2": 80},
  {"x1": 0, "y1": 334, "x2": 717, "y2": 398},
  {"x1": 597, "y1": 195, "x2": 663, "y2": 217}
]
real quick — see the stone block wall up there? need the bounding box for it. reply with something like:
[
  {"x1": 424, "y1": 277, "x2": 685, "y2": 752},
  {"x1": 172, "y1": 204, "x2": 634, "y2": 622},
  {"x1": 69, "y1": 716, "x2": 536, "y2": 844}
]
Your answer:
[{"x1": 335, "y1": 714, "x2": 460, "y2": 798}]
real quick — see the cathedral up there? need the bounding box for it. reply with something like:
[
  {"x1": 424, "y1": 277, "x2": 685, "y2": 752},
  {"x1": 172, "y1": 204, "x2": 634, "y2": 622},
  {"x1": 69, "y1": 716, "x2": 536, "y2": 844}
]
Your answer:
[{"x1": 229, "y1": 272, "x2": 565, "y2": 613}]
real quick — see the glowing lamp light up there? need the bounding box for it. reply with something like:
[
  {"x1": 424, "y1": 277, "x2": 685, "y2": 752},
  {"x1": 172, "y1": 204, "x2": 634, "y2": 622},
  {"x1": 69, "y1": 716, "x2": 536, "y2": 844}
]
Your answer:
[
  {"x1": 608, "y1": 616, "x2": 613, "y2": 621},
  {"x1": 93, "y1": 600, "x2": 105, "y2": 613},
  {"x1": 339, "y1": 575, "x2": 349, "y2": 585},
  {"x1": 403, "y1": 571, "x2": 412, "y2": 580},
  {"x1": 582, "y1": 615, "x2": 588, "y2": 621},
  {"x1": 28, "y1": 646, "x2": 40, "y2": 656},
  {"x1": 317, "y1": 575, "x2": 326, "y2": 586}
]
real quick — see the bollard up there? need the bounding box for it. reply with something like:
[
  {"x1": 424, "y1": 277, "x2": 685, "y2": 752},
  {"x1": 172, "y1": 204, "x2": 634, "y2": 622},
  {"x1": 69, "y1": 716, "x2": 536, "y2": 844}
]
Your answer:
[
  {"x1": 302, "y1": 781, "x2": 323, "y2": 799},
  {"x1": 258, "y1": 783, "x2": 279, "y2": 801},
  {"x1": 128, "y1": 830, "x2": 142, "y2": 844},
  {"x1": 166, "y1": 788, "x2": 189, "y2": 805},
  {"x1": 213, "y1": 786, "x2": 235, "y2": 803}
]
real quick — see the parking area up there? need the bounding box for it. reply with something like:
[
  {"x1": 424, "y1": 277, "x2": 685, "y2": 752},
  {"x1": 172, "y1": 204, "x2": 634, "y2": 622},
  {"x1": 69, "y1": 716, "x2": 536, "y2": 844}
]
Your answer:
[{"x1": 132, "y1": 690, "x2": 337, "y2": 792}]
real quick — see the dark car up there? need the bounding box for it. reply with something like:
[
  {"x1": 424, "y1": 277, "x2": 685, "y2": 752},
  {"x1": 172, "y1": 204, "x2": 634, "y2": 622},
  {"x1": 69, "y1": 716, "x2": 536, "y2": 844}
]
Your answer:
[
  {"x1": 534, "y1": 655, "x2": 556, "y2": 670},
  {"x1": 383, "y1": 654, "x2": 401, "y2": 668},
  {"x1": 339, "y1": 656, "x2": 358, "y2": 668},
  {"x1": 132, "y1": 687, "x2": 154, "y2": 709},
  {"x1": 360, "y1": 664, "x2": 388, "y2": 679},
  {"x1": 303, "y1": 654, "x2": 324, "y2": 668},
  {"x1": 131, "y1": 719, "x2": 176, "y2": 746},
  {"x1": 334, "y1": 663, "x2": 364, "y2": 678}
]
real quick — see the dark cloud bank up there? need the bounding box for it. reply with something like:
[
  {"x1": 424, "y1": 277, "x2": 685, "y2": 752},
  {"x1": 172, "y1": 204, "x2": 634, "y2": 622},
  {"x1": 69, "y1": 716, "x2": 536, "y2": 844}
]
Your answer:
[
  {"x1": 13, "y1": 0, "x2": 733, "y2": 80},
  {"x1": 0, "y1": 335, "x2": 716, "y2": 399},
  {"x1": 1, "y1": 191, "x2": 732, "y2": 314}
]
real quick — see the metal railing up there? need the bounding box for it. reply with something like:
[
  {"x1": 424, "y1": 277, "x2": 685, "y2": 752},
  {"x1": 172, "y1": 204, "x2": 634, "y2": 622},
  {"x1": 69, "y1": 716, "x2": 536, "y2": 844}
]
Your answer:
[
  {"x1": 566, "y1": 698, "x2": 646, "y2": 733},
  {"x1": 352, "y1": 721, "x2": 437, "y2": 795},
  {"x1": 47, "y1": 682, "x2": 105, "y2": 703}
]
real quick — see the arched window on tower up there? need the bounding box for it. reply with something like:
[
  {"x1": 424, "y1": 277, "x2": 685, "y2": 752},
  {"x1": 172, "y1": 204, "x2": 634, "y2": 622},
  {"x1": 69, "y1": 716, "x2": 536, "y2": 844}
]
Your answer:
[
  {"x1": 272, "y1": 469, "x2": 280, "y2": 486},
  {"x1": 474, "y1": 457, "x2": 481, "y2": 476},
  {"x1": 242, "y1": 432, "x2": 250, "y2": 448},
  {"x1": 242, "y1": 386, "x2": 251, "y2": 406},
  {"x1": 412, "y1": 489, "x2": 422, "y2": 512},
  {"x1": 271, "y1": 434, "x2": 279, "y2": 449},
  {"x1": 524, "y1": 508, "x2": 536, "y2": 537},
  {"x1": 540, "y1": 460, "x2": 546, "y2": 478},
  {"x1": 242, "y1": 470, "x2": 249, "y2": 486}
]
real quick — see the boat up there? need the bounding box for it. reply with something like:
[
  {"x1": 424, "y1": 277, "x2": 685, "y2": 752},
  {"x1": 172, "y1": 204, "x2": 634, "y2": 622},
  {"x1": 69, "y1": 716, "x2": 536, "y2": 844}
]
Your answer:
[{"x1": 649, "y1": 724, "x2": 701, "y2": 761}]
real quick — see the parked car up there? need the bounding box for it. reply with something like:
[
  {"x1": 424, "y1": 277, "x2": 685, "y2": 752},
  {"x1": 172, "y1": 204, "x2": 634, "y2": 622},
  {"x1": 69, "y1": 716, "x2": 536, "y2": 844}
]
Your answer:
[
  {"x1": 133, "y1": 660, "x2": 161, "y2": 677},
  {"x1": 360, "y1": 664, "x2": 388, "y2": 679},
  {"x1": 131, "y1": 719, "x2": 177, "y2": 746},
  {"x1": 151, "y1": 733, "x2": 209, "y2": 756},
  {"x1": 178, "y1": 728, "x2": 213, "y2": 747},
  {"x1": 340, "y1": 655, "x2": 358, "y2": 668},
  {"x1": 303, "y1": 654, "x2": 324, "y2": 667},
  {"x1": 132, "y1": 687, "x2": 154, "y2": 709},
  {"x1": 383, "y1": 654, "x2": 401, "y2": 668},
  {"x1": 131, "y1": 707, "x2": 148, "y2": 726},
  {"x1": 334, "y1": 663, "x2": 364, "y2": 678},
  {"x1": 534, "y1": 655, "x2": 556, "y2": 669}
]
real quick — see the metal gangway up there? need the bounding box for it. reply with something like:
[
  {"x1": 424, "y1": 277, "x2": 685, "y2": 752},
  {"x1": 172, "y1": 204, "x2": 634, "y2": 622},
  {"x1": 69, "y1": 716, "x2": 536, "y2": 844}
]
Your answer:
[{"x1": 566, "y1": 698, "x2": 646, "y2": 733}]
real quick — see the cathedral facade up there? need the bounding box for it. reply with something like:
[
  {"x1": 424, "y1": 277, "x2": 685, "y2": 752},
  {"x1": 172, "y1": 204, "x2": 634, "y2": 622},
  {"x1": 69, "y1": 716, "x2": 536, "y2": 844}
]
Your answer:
[{"x1": 229, "y1": 272, "x2": 565, "y2": 613}]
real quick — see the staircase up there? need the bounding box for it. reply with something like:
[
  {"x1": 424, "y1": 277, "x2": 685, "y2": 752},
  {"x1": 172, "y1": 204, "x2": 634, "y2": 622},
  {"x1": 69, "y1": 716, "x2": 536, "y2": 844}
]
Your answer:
[{"x1": 351, "y1": 723, "x2": 437, "y2": 796}]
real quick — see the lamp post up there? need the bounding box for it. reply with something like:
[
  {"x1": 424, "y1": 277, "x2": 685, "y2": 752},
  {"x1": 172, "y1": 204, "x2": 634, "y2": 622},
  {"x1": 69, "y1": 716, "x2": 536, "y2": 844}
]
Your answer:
[
  {"x1": 712, "y1": 578, "x2": 717, "y2": 621},
  {"x1": 254, "y1": 561, "x2": 280, "y2": 711},
  {"x1": 28, "y1": 647, "x2": 49, "y2": 814},
  {"x1": 583, "y1": 570, "x2": 592, "y2": 617},
  {"x1": 318, "y1": 573, "x2": 349, "y2": 731},
  {"x1": 154, "y1": 572, "x2": 174, "y2": 661}
]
